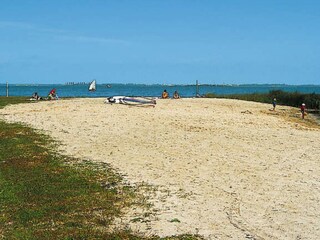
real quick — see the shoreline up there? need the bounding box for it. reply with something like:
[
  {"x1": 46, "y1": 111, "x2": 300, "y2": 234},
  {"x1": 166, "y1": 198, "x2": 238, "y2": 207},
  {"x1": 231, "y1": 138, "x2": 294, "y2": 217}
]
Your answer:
[
  {"x1": 1, "y1": 98, "x2": 319, "y2": 239},
  {"x1": 2, "y1": 84, "x2": 320, "y2": 100}
]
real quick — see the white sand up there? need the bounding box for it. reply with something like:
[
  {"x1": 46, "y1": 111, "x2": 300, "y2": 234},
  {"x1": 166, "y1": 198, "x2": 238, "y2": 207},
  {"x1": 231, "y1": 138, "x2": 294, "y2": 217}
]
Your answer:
[{"x1": 1, "y1": 98, "x2": 319, "y2": 239}]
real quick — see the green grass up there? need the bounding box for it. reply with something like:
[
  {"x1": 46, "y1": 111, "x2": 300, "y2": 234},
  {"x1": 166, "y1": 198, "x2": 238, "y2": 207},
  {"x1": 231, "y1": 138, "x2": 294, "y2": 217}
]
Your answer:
[
  {"x1": 0, "y1": 97, "x2": 202, "y2": 240},
  {"x1": 0, "y1": 96, "x2": 29, "y2": 108},
  {"x1": 205, "y1": 90, "x2": 320, "y2": 110}
]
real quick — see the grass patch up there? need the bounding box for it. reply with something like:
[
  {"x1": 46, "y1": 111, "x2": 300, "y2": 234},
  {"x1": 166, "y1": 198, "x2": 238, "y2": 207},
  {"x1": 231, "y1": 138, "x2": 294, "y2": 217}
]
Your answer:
[
  {"x1": 0, "y1": 96, "x2": 29, "y2": 108},
  {"x1": 205, "y1": 90, "x2": 320, "y2": 109},
  {"x1": 0, "y1": 98, "x2": 202, "y2": 239},
  {"x1": 205, "y1": 90, "x2": 320, "y2": 129},
  {"x1": 0, "y1": 120, "x2": 132, "y2": 239}
]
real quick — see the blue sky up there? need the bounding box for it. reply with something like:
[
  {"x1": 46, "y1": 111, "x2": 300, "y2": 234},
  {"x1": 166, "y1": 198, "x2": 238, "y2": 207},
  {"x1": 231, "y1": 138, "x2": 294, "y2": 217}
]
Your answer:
[{"x1": 0, "y1": 0, "x2": 319, "y2": 85}]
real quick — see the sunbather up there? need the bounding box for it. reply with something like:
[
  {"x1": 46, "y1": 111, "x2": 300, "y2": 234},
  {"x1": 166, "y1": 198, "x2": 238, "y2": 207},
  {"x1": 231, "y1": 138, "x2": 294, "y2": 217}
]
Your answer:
[
  {"x1": 161, "y1": 89, "x2": 169, "y2": 99},
  {"x1": 31, "y1": 92, "x2": 41, "y2": 100},
  {"x1": 48, "y1": 88, "x2": 58, "y2": 100},
  {"x1": 173, "y1": 90, "x2": 180, "y2": 99}
]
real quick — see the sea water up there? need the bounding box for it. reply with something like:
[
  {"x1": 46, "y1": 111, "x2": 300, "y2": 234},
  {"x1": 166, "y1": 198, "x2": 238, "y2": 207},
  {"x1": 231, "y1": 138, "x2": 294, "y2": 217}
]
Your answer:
[{"x1": 0, "y1": 83, "x2": 320, "y2": 98}]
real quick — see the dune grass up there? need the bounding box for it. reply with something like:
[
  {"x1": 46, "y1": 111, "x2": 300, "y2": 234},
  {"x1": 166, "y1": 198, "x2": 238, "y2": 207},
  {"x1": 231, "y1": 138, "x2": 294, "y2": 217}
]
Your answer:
[
  {"x1": 0, "y1": 97, "x2": 202, "y2": 240},
  {"x1": 204, "y1": 91, "x2": 320, "y2": 128},
  {"x1": 205, "y1": 90, "x2": 320, "y2": 110},
  {"x1": 0, "y1": 96, "x2": 28, "y2": 108}
]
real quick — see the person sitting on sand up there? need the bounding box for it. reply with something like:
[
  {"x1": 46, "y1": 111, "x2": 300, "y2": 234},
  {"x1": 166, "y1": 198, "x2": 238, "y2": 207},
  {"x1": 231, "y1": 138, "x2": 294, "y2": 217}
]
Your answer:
[
  {"x1": 31, "y1": 92, "x2": 41, "y2": 100},
  {"x1": 161, "y1": 89, "x2": 169, "y2": 99},
  {"x1": 48, "y1": 88, "x2": 58, "y2": 100},
  {"x1": 173, "y1": 90, "x2": 180, "y2": 99}
]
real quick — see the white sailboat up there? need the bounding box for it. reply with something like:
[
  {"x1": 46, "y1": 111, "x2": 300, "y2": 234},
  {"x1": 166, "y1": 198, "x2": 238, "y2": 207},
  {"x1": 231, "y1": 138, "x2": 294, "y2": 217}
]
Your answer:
[{"x1": 88, "y1": 79, "x2": 96, "y2": 91}]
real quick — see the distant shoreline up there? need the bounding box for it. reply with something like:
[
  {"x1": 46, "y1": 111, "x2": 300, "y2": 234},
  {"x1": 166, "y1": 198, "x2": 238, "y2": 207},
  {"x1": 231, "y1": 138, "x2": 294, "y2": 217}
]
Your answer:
[
  {"x1": 2, "y1": 84, "x2": 320, "y2": 98},
  {"x1": 1, "y1": 83, "x2": 320, "y2": 87}
]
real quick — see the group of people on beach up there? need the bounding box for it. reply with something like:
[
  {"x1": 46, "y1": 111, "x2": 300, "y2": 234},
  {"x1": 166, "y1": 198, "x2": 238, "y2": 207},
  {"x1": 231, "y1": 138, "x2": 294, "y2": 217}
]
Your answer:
[
  {"x1": 30, "y1": 88, "x2": 310, "y2": 120},
  {"x1": 161, "y1": 89, "x2": 180, "y2": 99},
  {"x1": 272, "y1": 97, "x2": 307, "y2": 119},
  {"x1": 30, "y1": 88, "x2": 58, "y2": 101}
]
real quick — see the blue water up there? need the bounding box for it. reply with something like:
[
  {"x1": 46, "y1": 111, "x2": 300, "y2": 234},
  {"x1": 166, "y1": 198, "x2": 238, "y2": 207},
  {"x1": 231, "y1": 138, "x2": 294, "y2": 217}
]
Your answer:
[{"x1": 1, "y1": 83, "x2": 320, "y2": 98}]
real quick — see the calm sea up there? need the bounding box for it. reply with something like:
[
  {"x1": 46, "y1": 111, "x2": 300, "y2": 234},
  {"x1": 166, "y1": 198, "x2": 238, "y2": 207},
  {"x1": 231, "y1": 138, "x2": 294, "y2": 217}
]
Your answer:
[{"x1": 1, "y1": 83, "x2": 320, "y2": 98}]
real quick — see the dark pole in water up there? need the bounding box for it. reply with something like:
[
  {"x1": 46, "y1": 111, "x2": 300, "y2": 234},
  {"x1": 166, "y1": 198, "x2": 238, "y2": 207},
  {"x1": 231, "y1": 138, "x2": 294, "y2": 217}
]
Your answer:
[
  {"x1": 196, "y1": 80, "x2": 199, "y2": 97},
  {"x1": 6, "y1": 81, "x2": 9, "y2": 97}
]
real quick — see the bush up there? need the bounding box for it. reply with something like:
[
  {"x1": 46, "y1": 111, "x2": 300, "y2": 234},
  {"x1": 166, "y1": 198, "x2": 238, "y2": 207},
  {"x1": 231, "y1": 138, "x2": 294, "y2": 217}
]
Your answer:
[{"x1": 205, "y1": 90, "x2": 320, "y2": 109}]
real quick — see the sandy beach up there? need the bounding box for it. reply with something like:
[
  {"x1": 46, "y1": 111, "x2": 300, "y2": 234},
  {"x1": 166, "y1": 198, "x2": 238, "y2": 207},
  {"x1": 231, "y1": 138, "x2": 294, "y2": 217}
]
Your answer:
[{"x1": 1, "y1": 98, "x2": 319, "y2": 239}]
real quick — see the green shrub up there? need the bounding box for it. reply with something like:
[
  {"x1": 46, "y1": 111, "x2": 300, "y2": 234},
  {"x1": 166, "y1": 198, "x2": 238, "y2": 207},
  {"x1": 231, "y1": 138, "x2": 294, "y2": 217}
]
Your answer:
[{"x1": 205, "y1": 90, "x2": 320, "y2": 109}]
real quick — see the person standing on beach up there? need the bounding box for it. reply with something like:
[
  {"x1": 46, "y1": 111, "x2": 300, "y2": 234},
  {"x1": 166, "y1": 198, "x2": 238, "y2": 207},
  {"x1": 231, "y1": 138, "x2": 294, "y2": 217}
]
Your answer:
[
  {"x1": 301, "y1": 103, "x2": 306, "y2": 119},
  {"x1": 272, "y1": 98, "x2": 277, "y2": 110}
]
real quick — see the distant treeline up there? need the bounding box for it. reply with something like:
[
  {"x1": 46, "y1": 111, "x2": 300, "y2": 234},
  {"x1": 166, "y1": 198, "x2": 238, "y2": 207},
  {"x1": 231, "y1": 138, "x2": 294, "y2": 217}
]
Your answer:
[{"x1": 205, "y1": 90, "x2": 320, "y2": 109}]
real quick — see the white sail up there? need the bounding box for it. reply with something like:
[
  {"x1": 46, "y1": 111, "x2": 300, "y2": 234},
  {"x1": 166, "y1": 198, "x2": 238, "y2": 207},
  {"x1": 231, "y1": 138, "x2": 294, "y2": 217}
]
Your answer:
[{"x1": 89, "y1": 80, "x2": 96, "y2": 91}]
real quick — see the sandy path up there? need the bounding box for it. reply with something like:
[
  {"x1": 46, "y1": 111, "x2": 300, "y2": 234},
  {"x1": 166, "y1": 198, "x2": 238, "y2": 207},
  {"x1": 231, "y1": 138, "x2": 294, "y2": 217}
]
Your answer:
[{"x1": 1, "y1": 98, "x2": 319, "y2": 239}]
